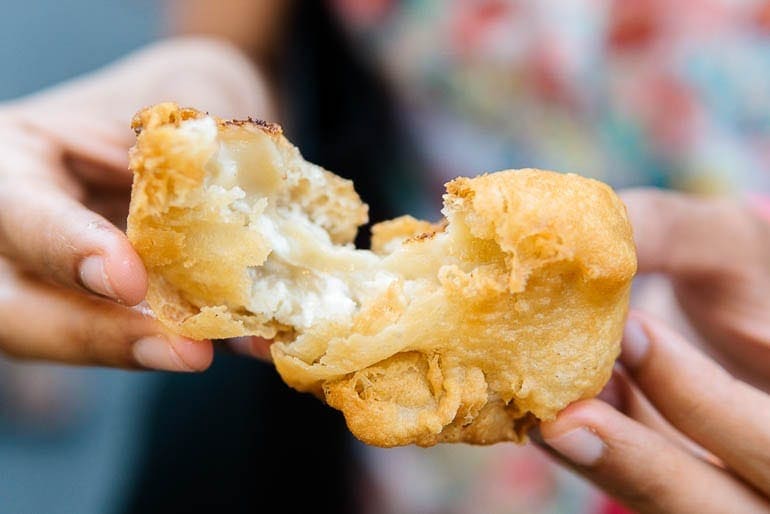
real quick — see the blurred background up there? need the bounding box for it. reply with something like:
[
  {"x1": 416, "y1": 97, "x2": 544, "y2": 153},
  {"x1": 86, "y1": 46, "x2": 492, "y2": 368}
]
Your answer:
[
  {"x1": 3, "y1": 1, "x2": 770, "y2": 513},
  {"x1": 0, "y1": 2, "x2": 160, "y2": 101}
]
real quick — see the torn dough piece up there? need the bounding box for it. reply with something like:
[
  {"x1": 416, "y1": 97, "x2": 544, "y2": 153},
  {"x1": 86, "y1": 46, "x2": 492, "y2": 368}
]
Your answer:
[{"x1": 127, "y1": 103, "x2": 637, "y2": 447}]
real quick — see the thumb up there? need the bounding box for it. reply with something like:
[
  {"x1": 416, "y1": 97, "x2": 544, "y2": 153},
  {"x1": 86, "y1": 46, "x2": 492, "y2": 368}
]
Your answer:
[{"x1": 620, "y1": 189, "x2": 754, "y2": 277}]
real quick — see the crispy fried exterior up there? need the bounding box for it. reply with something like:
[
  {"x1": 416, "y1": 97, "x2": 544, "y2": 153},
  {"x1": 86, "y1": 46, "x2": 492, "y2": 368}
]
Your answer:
[
  {"x1": 127, "y1": 103, "x2": 367, "y2": 341},
  {"x1": 127, "y1": 103, "x2": 637, "y2": 447}
]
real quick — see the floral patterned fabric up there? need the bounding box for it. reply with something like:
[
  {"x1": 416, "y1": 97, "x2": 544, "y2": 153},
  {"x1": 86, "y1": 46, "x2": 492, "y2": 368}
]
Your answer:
[
  {"x1": 330, "y1": 1, "x2": 770, "y2": 513},
  {"x1": 332, "y1": 0, "x2": 770, "y2": 199}
]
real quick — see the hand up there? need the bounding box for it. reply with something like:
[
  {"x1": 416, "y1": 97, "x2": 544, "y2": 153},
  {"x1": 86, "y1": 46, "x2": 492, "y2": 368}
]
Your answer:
[
  {"x1": 535, "y1": 189, "x2": 770, "y2": 513},
  {"x1": 623, "y1": 189, "x2": 770, "y2": 391},
  {"x1": 538, "y1": 311, "x2": 770, "y2": 513},
  {"x1": 0, "y1": 37, "x2": 272, "y2": 370}
]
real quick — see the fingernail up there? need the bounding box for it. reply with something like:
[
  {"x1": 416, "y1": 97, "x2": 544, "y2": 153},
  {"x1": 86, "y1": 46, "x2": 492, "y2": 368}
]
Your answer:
[
  {"x1": 597, "y1": 373, "x2": 624, "y2": 410},
  {"x1": 132, "y1": 335, "x2": 194, "y2": 372},
  {"x1": 622, "y1": 316, "x2": 650, "y2": 368},
  {"x1": 79, "y1": 255, "x2": 117, "y2": 300},
  {"x1": 544, "y1": 427, "x2": 605, "y2": 466}
]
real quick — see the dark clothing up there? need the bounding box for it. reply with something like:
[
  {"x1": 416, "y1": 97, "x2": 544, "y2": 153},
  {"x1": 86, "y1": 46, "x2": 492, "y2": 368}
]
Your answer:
[
  {"x1": 122, "y1": 4, "x2": 418, "y2": 513},
  {"x1": 124, "y1": 356, "x2": 356, "y2": 514}
]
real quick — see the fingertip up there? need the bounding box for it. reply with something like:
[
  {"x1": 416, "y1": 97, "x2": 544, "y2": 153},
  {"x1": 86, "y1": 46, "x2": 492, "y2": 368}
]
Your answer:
[
  {"x1": 540, "y1": 400, "x2": 610, "y2": 467},
  {"x1": 168, "y1": 336, "x2": 214, "y2": 372},
  {"x1": 131, "y1": 334, "x2": 213, "y2": 372},
  {"x1": 621, "y1": 311, "x2": 652, "y2": 368},
  {"x1": 69, "y1": 212, "x2": 147, "y2": 304},
  {"x1": 540, "y1": 399, "x2": 607, "y2": 440},
  {"x1": 4, "y1": 189, "x2": 146, "y2": 304},
  {"x1": 102, "y1": 239, "x2": 148, "y2": 306}
]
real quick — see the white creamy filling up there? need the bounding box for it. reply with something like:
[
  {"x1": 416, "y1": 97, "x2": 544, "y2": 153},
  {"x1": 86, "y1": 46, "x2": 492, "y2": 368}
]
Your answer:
[
  {"x1": 193, "y1": 115, "x2": 401, "y2": 330},
  {"x1": 179, "y1": 116, "x2": 218, "y2": 138},
  {"x1": 248, "y1": 262, "x2": 358, "y2": 329},
  {"x1": 247, "y1": 209, "x2": 397, "y2": 330},
  {"x1": 207, "y1": 144, "x2": 239, "y2": 188}
]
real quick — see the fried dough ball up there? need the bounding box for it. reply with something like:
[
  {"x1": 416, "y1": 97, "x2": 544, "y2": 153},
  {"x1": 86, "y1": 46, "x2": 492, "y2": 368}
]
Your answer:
[{"x1": 127, "y1": 103, "x2": 636, "y2": 447}]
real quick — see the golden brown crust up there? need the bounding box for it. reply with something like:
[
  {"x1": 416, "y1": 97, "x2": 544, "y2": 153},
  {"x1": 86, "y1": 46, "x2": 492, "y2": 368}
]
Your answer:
[
  {"x1": 127, "y1": 103, "x2": 637, "y2": 447},
  {"x1": 131, "y1": 102, "x2": 203, "y2": 134},
  {"x1": 127, "y1": 102, "x2": 366, "y2": 340},
  {"x1": 371, "y1": 215, "x2": 447, "y2": 254}
]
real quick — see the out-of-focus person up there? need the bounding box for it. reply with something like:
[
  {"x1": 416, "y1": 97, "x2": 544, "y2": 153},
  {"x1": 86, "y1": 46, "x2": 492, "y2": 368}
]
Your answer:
[{"x1": 2, "y1": 1, "x2": 770, "y2": 513}]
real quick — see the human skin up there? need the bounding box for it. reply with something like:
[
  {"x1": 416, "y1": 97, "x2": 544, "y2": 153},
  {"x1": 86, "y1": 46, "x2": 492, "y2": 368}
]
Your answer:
[
  {"x1": 539, "y1": 192, "x2": 770, "y2": 513},
  {"x1": 2, "y1": 6, "x2": 769, "y2": 507},
  {"x1": 0, "y1": 37, "x2": 273, "y2": 371}
]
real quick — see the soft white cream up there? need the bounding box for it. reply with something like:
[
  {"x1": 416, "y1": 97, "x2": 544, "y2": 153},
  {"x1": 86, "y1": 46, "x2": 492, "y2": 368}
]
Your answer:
[{"x1": 192, "y1": 115, "x2": 404, "y2": 331}]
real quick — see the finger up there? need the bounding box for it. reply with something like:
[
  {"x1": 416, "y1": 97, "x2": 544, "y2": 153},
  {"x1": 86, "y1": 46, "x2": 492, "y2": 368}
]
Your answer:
[
  {"x1": 0, "y1": 260, "x2": 212, "y2": 371},
  {"x1": 18, "y1": 111, "x2": 133, "y2": 175},
  {"x1": 0, "y1": 183, "x2": 146, "y2": 305},
  {"x1": 621, "y1": 311, "x2": 770, "y2": 496},
  {"x1": 539, "y1": 400, "x2": 769, "y2": 514},
  {"x1": 82, "y1": 189, "x2": 131, "y2": 229},
  {"x1": 601, "y1": 367, "x2": 723, "y2": 467},
  {"x1": 11, "y1": 107, "x2": 133, "y2": 188},
  {"x1": 65, "y1": 154, "x2": 133, "y2": 189},
  {"x1": 228, "y1": 336, "x2": 273, "y2": 361},
  {"x1": 668, "y1": 276, "x2": 770, "y2": 393},
  {"x1": 620, "y1": 189, "x2": 763, "y2": 277}
]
